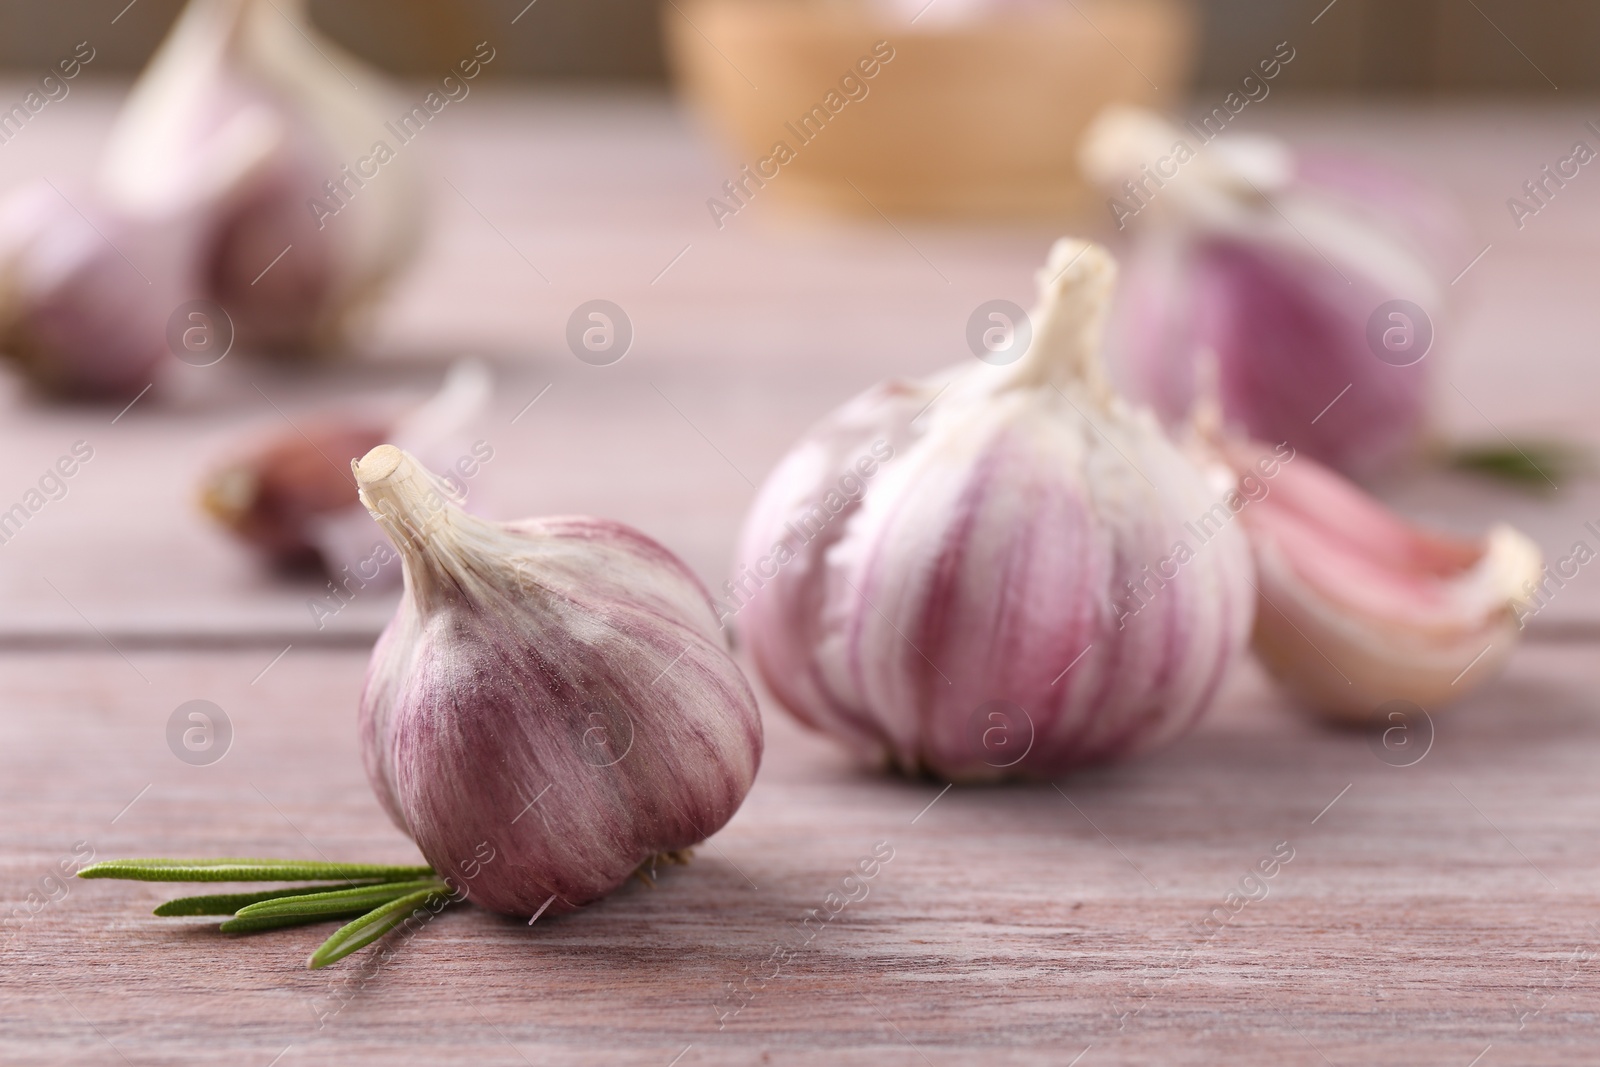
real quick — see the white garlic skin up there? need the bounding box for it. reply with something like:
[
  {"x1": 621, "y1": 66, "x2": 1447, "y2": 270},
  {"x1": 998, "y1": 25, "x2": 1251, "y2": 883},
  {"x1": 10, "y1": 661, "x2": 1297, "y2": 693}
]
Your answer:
[
  {"x1": 355, "y1": 447, "x2": 762, "y2": 917},
  {"x1": 735, "y1": 240, "x2": 1255, "y2": 781}
]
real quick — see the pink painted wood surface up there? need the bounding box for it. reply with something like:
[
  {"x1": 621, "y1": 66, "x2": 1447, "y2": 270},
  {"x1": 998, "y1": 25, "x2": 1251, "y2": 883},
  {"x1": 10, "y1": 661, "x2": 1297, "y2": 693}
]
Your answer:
[{"x1": 3, "y1": 645, "x2": 1599, "y2": 1064}]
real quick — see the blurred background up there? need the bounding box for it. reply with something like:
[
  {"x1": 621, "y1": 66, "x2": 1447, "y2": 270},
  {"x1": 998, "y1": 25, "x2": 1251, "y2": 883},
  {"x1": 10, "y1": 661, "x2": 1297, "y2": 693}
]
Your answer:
[{"x1": 2, "y1": 0, "x2": 1594, "y2": 91}]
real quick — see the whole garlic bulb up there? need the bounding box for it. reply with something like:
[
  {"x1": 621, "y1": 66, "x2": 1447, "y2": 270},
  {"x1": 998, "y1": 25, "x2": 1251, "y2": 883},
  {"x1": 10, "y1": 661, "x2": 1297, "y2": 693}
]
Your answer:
[
  {"x1": 354, "y1": 446, "x2": 762, "y2": 916},
  {"x1": 99, "y1": 0, "x2": 425, "y2": 353},
  {"x1": 1080, "y1": 106, "x2": 1462, "y2": 477},
  {"x1": 0, "y1": 0, "x2": 423, "y2": 395},
  {"x1": 1218, "y1": 437, "x2": 1542, "y2": 723},
  {"x1": 734, "y1": 239, "x2": 1254, "y2": 781},
  {"x1": 0, "y1": 183, "x2": 192, "y2": 396}
]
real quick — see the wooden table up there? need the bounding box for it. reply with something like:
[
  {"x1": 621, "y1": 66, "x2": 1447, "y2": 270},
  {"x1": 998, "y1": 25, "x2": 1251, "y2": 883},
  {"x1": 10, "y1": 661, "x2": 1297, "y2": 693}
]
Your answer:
[{"x1": 4, "y1": 81, "x2": 1600, "y2": 1065}]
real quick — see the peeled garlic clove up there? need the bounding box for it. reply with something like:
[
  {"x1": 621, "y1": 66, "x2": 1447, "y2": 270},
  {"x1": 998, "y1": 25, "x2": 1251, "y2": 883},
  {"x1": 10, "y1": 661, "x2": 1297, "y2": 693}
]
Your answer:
[
  {"x1": 100, "y1": 0, "x2": 425, "y2": 354},
  {"x1": 199, "y1": 361, "x2": 491, "y2": 576},
  {"x1": 735, "y1": 239, "x2": 1255, "y2": 781},
  {"x1": 1080, "y1": 106, "x2": 1463, "y2": 477},
  {"x1": 354, "y1": 445, "x2": 762, "y2": 915},
  {"x1": 1222, "y1": 439, "x2": 1542, "y2": 722}
]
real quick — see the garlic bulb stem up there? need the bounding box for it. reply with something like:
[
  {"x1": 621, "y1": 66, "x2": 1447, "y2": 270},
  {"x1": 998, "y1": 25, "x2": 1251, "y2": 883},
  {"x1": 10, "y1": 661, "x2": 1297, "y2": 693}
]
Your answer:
[
  {"x1": 995, "y1": 238, "x2": 1116, "y2": 405},
  {"x1": 353, "y1": 445, "x2": 493, "y2": 610}
]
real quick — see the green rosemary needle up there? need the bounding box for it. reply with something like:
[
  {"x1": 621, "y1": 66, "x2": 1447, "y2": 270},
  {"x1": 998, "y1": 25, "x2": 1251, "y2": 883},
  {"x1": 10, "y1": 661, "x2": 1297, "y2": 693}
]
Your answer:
[
  {"x1": 77, "y1": 858, "x2": 435, "y2": 883},
  {"x1": 231, "y1": 878, "x2": 449, "y2": 924},
  {"x1": 153, "y1": 885, "x2": 384, "y2": 916},
  {"x1": 308, "y1": 887, "x2": 452, "y2": 970}
]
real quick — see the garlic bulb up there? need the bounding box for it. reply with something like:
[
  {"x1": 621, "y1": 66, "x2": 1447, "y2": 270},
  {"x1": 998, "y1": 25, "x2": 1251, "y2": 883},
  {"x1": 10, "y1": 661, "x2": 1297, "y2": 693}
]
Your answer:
[
  {"x1": 354, "y1": 446, "x2": 762, "y2": 916},
  {"x1": 0, "y1": 0, "x2": 423, "y2": 395},
  {"x1": 734, "y1": 239, "x2": 1254, "y2": 781},
  {"x1": 1080, "y1": 106, "x2": 1462, "y2": 477},
  {"x1": 0, "y1": 183, "x2": 190, "y2": 396},
  {"x1": 100, "y1": 0, "x2": 424, "y2": 352},
  {"x1": 1220, "y1": 438, "x2": 1541, "y2": 722}
]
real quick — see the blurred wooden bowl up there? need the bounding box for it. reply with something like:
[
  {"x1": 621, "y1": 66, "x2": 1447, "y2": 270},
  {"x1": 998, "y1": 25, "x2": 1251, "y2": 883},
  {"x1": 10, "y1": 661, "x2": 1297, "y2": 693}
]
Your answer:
[{"x1": 664, "y1": 0, "x2": 1196, "y2": 220}]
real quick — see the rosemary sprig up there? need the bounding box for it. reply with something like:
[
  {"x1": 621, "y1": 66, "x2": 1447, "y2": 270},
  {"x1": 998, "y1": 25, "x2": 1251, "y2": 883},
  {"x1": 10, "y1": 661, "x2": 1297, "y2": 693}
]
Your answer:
[
  {"x1": 153, "y1": 885, "x2": 383, "y2": 916},
  {"x1": 227, "y1": 878, "x2": 448, "y2": 927},
  {"x1": 217, "y1": 907, "x2": 381, "y2": 935},
  {"x1": 1446, "y1": 440, "x2": 1590, "y2": 491},
  {"x1": 308, "y1": 887, "x2": 452, "y2": 969},
  {"x1": 78, "y1": 859, "x2": 435, "y2": 883},
  {"x1": 79, "y1": 857, "x2": 456, "y2": 968}
]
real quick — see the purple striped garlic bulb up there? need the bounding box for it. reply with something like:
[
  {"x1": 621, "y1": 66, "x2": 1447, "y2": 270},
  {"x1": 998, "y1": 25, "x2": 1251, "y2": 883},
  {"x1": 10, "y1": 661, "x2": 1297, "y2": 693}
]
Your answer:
[
  {"x1": 1079, "y1": 106, "x2": 1463, "y2": 477},
  {"x1": 733, "y1": 239, "x2": 1254, "y2": 781},
  {"x1": 354, "y1": 445, "x2": 762, "y2": 917}
]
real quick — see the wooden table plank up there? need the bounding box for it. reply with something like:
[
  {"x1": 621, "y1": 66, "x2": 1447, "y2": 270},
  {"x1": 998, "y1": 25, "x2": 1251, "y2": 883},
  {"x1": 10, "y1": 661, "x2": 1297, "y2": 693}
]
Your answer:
[{"x1": 3, "y1": 643, "x2": 1599, "y2": 1064}]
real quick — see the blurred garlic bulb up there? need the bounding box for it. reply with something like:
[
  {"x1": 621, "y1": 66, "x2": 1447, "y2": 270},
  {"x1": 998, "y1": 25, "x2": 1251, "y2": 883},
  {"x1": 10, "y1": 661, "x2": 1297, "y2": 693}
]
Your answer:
[
  {"x1": 355, "y1": 446, "x2": 762, "y2": 916},
  {"x1": 0, "y1": 183, "x2": 190, "y2": 396},
  {"x1": 1080, "y1": 106, "x2": 1462, "y2": 477},
  {"x1": 1219, "y1": 438, "x2": 1541, "y2": 722},
  {"x1": 734, "y1": 239, "x2": 1254, "y2": 781},
  {"x1": 101, "y1": 0, "x2": 424, "y2": 351},
  {"x1": 0, "y1": 0, "x2": 424, "y2": 395},
  {"x1": 200, "y1": 360, "x2": 491, "y2": 584}
]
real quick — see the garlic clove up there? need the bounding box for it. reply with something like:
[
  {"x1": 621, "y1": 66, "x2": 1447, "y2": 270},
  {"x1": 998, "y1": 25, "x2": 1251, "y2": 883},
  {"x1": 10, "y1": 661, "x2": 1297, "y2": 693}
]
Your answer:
[
  {"x1": 354, "y1": 445, "x2": 762, "y2": 916},
  {"x1": 1080, "y1": 106, "x2": 1463, "y2": 477},
  {"x1": 199, "y1": 361, "x2": 491, "y2": 577},
  {"x1": 735, "y1": 239, "x2": 1255, "y2": 781},
  {"x1": 199, "y1": 420, "x2": 389, "y2": 566},
  {"x1": 1223, "y1": 439, "x2": 1542, "y2": 722}
]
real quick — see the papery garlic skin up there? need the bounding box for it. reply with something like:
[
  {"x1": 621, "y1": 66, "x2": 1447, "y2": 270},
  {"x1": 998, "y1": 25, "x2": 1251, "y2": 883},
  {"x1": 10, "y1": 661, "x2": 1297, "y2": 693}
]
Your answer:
[
  {"x1": 1081, "y1": 106, "x2": 1461, "y2": 477},
  {"x1": 355, "y1": 446, "x2": 762, "y2": 916},
  {"x1": 735, "y1": 240, "x2": 1254, "y2": 781},
  {"x1": 1221, "y1": 438, "x2": 1542, "y2": 722}
]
